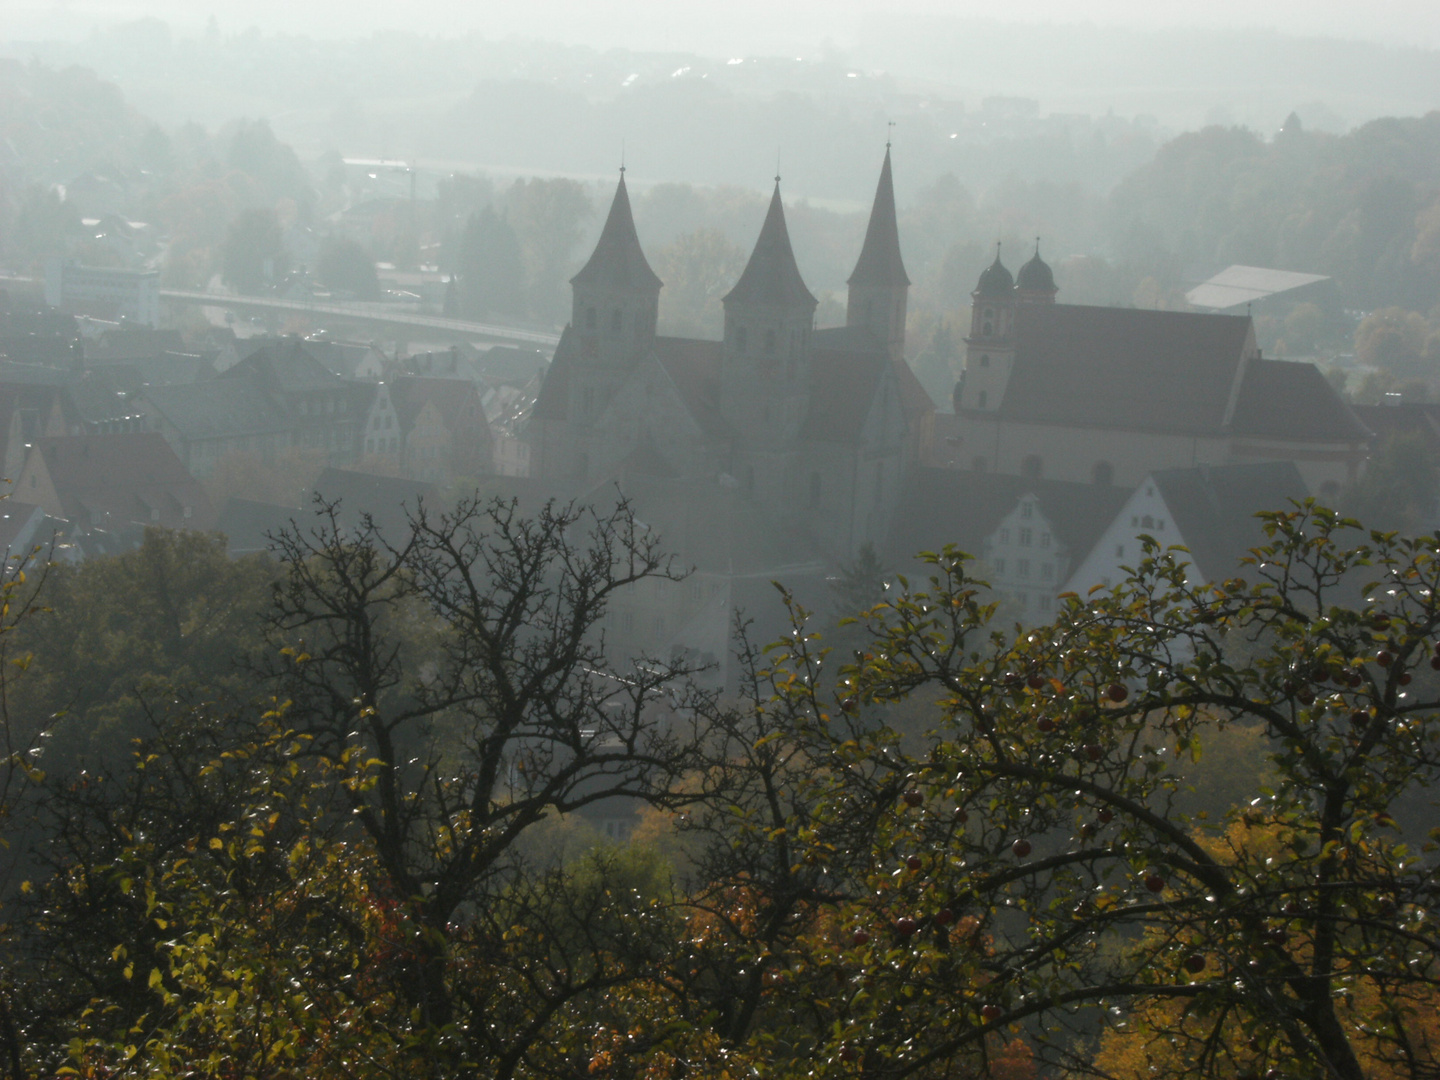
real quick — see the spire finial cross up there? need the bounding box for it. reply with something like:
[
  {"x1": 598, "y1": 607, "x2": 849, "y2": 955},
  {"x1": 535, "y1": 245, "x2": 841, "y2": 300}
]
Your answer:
[
  {"x1": 620, "y1": 139, "x2": 626, "y2": 175},
  {"x1": 886, "y1": 119, "x2": 895, "y2": 150}
]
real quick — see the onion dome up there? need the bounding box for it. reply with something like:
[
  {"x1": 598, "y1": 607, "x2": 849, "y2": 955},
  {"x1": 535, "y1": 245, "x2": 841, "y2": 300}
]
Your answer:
[
  {"x1": 973, "y1": 247, "x2": 1014, "y2": 297},
  {"x1": 1016, "y1": 241, "x2": 1056, "y2": 294}
]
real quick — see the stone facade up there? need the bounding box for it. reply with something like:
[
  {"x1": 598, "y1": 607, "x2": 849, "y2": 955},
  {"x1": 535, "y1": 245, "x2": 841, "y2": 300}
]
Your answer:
[
  {"x1": 939, "y1": 249, "x2": 1369, "y2": 498},
  {"x1": 529, "y1": 151, "x2": 931, "y2": 565}
]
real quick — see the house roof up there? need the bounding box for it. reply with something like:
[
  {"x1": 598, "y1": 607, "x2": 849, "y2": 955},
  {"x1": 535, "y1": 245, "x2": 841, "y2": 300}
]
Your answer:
[
  {"x1": 571, "y1": 174, "x2": 663, "y2": 293},
  {"x1": 1228, "y1": 358, "x2": 1370, "y2": 442},
  {"x1": 308, "y1": 467, "x2": 438, "y2": 542},
  {"x1": 848, "y1": 147, "x2": 909, "y2": 288},
  {"x1": 387, "y1": 376, "x2": 487, "y2": 436},
  {"x1": 221, "y1": 338, "x2": 349, "y2": 396},
  {"x1": 887, "y1": 467, "x2": 1131, "y2": 569},
  {"x1": 803, "y1": 334, "x2": 887, "y2": 443},
  {"x1": 0, "y1": 501, "x2": 46, "y2": 553},
  {"x1": 597, "y1": 475, "x2": 820, "y2": 575},
  {"x1": 142, "y1": 377, "x2": 290, "y2": 440},
  {"x1": 653, "y1": 336, "x2": 728, "y2": 439},
  {"x1": 997, "y1": 304, "x2": 1255, "y2": 435},
  {"x1": 1185, "y1": 265, "x2": 1330, "y2": 311},
  {"x1": 723, "y1": 182, "x2": 817, "y2": 310},
  {"x1": 1151, "y1": 461, "x2": 1309, "y2": 582},
  {"x1": 216, "y1": 497, "x2": 299, "y2": 555},
  {"x1": 29, "y1": 432, "x2": 214, "y2": 530},
  {"x1": 88, "y1": 327, "x2": 186, "y2": 362},
  {"x1": 529, "y1": 327, "x2": 576, "y2": 423},
  {"x1": 1348, "y1": 402, "x2": 1440, "y2": 447}
]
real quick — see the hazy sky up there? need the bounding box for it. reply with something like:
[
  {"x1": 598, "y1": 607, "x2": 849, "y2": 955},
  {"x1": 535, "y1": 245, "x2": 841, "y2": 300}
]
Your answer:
[{"x1": 10, "y1": 0, "x2": 1440, "y2": 51}]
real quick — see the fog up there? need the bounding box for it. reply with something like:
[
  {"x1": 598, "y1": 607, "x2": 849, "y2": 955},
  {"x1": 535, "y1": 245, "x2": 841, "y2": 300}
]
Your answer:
[
  {"x1": 10, "y1": 0, "x2": 1440, "y2": 49},
  {"x1": 3, "y1": 3, "x2": 1440, "y2": 1073}
]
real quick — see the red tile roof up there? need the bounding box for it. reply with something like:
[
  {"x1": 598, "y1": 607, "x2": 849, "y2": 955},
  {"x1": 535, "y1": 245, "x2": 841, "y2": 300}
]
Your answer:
[
  {"x1": 1229, "y1": 358, "x2": 1370, "y2": 442},
  {"x1": 32, "y1": 433, "x2": 213, "y2": 530},
  {"x1": 1000, "y1": 305, "x2": 1254, "y2": 434}
]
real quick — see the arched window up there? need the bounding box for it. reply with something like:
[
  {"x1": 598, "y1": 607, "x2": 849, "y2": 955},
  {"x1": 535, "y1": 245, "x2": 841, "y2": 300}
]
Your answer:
[
  {"x1": 1022, "y1": 455, "x2": 1043, "y2": 479},
  {"x1": 1093, "y1": 461, "x2": 1114, "y2": 486}
]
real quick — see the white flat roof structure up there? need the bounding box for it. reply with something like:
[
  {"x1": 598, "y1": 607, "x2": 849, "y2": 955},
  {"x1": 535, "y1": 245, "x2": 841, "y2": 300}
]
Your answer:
[{"x1": 1185, "y1": 265, "x2": 1330, "y2": 311}]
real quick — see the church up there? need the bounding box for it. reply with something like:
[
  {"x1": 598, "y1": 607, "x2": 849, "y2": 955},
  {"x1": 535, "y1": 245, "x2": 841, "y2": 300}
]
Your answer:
[
  {"x1": 938, "y1": 246, "x2": 1369, "y2": 500},
  {"x1": 527, "y1": 149, "x2": 1373, "y2": 647},
  {"x1": 529, "y1": 149, "x2": 932, "y2": 565}
]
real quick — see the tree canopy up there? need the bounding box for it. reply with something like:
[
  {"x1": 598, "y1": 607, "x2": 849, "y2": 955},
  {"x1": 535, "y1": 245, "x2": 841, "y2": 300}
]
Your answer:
[{"x1": 0, "y1": 503, "x2": 1436, "y2": 1080}]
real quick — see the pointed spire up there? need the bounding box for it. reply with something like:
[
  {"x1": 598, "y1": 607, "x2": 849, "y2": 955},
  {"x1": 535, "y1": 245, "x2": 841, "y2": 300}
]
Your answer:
[
  {"x1": 848, "y1": 146, "x2": 910, "y2": 288},
  {"x1": 571, "y1": 172, "x2": 662, "y2": 290},
  {"x1": 724, "y1": 181, "x2": 817, "y2": 308}
]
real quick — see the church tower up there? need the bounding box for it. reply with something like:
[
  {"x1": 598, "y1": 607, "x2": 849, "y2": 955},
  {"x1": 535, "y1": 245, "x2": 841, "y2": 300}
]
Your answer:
[
  {"x1": 955, "y1": 246, "x2": 1016, "y2": 413},
  {"x1": 1015, "y1": 239, "x2": 1058, "y2": 305},
  {"x1": 846, "y1": 146, "x2": 910, "y2": 365},
  {"x1": 568, "y1": 171, "x2": 661, "y2": 393},
  {"x1": 721, "y1": 180, "x2": 818, "y2": 452}
]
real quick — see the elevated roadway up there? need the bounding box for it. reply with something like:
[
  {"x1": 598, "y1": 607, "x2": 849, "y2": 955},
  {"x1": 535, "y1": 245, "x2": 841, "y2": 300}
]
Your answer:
[{"x1": 159, "y1": 288, "x2": 561, "y2": 350}]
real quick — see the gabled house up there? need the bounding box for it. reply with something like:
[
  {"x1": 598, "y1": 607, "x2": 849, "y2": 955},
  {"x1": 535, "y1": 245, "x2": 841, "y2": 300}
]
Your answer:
[
  {"x1": 1064, "y1": 461, "x2": 1309, "y2": 594},
  {"x1": 361, "y1": 376, "x2": 491, "y2": 486},
  {"x1": 888, "y1": 467, "x2": 1130, "y2": 618},
  {"x1": 220, "y1": 339, "x2": 367, "y2": 458},
  {"x1": 14, "y1": 432, "x2": 214, "y2": 537}
]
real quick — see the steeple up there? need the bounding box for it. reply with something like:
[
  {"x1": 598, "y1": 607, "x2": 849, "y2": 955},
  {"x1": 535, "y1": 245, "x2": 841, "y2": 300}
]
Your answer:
[
  {"x1": 957, "y1": 245, "x2": 1019, "y2": 414},
  {"x1": 721, "y1": 179, "x2": 818, "y2": 454},
  {"x1": 571, "y1": 172, "x2": 662, "y2": 293},
  {"x1": 723, "y1": 180, "x2": 817, "y2": 311},
  {"x1": 570, "y1": 172, "x2": 661, "y2": 368},
  {"x1": 846, "y1": 145, "x2": 910, "y2": 363}
]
